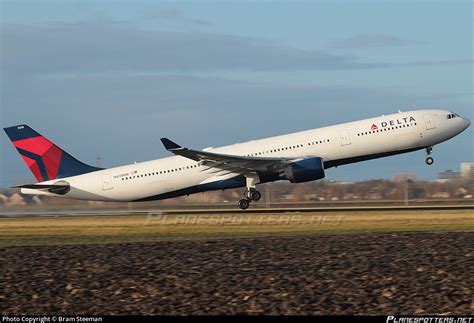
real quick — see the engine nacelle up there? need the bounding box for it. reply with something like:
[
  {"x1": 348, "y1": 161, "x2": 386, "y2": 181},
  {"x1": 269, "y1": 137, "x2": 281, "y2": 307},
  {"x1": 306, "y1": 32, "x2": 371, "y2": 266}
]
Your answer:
[{"x1": 283, "y1": 157, "x2": 325, "y2": 183}]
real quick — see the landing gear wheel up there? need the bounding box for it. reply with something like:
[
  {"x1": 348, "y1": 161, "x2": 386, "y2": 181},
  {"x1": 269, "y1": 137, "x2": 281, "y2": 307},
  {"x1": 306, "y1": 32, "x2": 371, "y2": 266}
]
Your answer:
[
  {"x1": 250, "y1": 190, "x2": 261, "y2": 201},
  {"x1": 425, "y1": 156, "x2": 434, "y2": 165},
  {"x1": 244, "y1": 190, "x2": 251, "y2": 200},
  {"x1": 244, "y1": 189, "x2": 261, "y2": 202},
  {"x1": 238, "y1": 199, "x2": 250, "y2": 210}
]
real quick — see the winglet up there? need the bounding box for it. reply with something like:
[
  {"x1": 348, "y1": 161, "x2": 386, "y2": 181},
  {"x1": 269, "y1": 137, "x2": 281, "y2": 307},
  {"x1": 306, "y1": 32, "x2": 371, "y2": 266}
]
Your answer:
[{"x1": 160, "y1": 138, "x2": 182, "y2": 151}]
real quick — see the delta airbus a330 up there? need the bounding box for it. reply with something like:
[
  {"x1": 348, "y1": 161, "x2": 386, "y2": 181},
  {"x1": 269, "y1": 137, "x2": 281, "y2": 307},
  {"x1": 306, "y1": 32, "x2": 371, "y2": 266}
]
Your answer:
[{"x1": 4, "y1": 109, "x2": 470, "y2": 209}]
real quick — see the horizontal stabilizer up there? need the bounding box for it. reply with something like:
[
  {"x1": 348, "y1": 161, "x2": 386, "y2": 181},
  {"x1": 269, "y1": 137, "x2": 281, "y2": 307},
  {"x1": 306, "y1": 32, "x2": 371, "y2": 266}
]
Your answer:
[{"x1": 12, "y1": 183, "x2": 70, "y2": 195}]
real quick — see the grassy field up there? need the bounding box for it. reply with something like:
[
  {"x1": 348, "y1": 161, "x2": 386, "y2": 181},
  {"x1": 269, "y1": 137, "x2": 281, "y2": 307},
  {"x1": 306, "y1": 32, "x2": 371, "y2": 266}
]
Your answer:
[{"x1": 1, "y1": 209, "x2": 473, "y2": 247}]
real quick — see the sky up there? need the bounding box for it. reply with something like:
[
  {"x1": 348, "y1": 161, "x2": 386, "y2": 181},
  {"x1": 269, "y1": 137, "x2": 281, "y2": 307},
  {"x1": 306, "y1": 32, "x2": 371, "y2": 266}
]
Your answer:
[{"x1": 0, "y1": 0, "x2": 472, "y2": 187}]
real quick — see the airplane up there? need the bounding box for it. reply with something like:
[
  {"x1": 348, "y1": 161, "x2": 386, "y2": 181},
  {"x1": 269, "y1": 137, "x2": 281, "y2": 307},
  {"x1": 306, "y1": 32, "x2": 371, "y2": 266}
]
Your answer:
[{"x1": 3, "y1": 109, "x2": 471, "y2": 209}]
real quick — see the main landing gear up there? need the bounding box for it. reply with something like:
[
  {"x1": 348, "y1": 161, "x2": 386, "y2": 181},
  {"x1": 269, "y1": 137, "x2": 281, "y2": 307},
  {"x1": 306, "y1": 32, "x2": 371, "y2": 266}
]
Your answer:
[
  {"x1": 425, "y1": 146, "x2": 434, "y2": 166},
  {"x1": 238, "y1": 188, "x2": 262, "y2": 210},
  {"x1": 238, "y1": 173, "x2": 261, "y2": 210},
  {"x1": 245, "y1": 188, "x2": 262, "y2": 201}
]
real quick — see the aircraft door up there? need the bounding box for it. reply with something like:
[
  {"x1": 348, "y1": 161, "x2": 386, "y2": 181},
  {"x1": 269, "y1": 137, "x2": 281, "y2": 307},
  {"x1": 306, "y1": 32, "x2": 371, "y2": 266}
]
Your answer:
[
  {"x1": 339, "y1": 130, "x2": 352, "y2": 146},
  {"x1": 102, "y1": 174, "x2": 114, "y2": 190},
  {"x1": 424, "y1": 115, "x2": 436, "y2": 130}
]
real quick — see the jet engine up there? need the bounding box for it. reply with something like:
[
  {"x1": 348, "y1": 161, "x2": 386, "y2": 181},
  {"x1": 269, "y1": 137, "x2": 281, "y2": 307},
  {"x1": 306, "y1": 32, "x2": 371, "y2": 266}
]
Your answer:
[{"x1": 283, "y1": 157, "x2": 325, "y2": 183}]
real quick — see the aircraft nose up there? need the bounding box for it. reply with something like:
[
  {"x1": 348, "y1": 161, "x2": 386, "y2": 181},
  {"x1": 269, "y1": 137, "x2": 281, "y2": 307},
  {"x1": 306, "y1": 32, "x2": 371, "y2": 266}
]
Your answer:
[{"x1": 463, "y1": 117, "x2": 471, "y2": 129}]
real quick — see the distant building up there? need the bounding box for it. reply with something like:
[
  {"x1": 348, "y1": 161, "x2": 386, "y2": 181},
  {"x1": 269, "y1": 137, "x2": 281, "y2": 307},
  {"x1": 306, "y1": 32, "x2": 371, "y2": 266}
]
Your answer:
[
  {"x1": 437, "y1": 170, "x2": 460, "y2": 180},
  {"x1": 460, "y1": 163, "x2": 474, "y2": 180}
]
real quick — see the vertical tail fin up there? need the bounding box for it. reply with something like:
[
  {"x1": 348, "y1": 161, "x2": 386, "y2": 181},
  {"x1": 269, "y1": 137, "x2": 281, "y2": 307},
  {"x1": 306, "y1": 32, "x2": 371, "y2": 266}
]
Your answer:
[{"x1": 4, "y1": 125, "x2": 102, "y2": 182}]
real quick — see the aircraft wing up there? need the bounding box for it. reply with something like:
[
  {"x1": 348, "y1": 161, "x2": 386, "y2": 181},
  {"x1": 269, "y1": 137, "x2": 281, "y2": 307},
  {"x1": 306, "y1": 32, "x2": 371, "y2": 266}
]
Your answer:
[{"x1": 160, "y1": 138, "x2": 295, "y2": 175}]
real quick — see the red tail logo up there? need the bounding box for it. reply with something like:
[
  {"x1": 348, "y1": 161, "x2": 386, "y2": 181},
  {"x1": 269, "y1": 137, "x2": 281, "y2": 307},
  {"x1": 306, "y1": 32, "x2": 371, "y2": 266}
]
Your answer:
[
  {"x1": 13, "y1": 136, "x2": 63, "y2": 182},
  {"x1": 4, "y1": 124, "x2": 102, "y2": 182}
]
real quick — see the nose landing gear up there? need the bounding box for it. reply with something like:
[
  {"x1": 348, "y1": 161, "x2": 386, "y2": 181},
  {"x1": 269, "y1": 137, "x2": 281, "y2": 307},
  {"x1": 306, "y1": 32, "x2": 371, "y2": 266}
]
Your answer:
[{"x1": 425, "y1": 147, "x2": 434, "y2": 165}]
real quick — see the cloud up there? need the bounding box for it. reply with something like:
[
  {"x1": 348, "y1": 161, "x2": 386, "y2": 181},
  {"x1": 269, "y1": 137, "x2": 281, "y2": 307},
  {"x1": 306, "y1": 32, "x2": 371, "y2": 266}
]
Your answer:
[
  {"x1": 142, "y1": 7, "x2": 212, "y2": 26},
  {"x1": 3, "y1": 23, "x2": 470, "y2": 80},
  {"x1": 332, "y1": 33, "x2": 424, "y2": 49},
  {"x1": 399, "y1": 59, "x2": 473, "y2": 66},
  {"x1": 2, "y1": 22, "x2": 386, "y2": 79},
  {"x1": 143, "y1": 7, "x2": 181, "y2": 20},
  {"x1": 2, "y1": 73, "x2": 472, "y2": 186},
  {"x1": 1, "y1": 73, "x2": 414, "y2": 157}
]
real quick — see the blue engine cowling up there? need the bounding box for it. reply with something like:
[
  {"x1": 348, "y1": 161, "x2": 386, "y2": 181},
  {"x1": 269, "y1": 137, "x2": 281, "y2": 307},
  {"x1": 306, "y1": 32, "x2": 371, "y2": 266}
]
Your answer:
[{"x1": 284, "y1": 157, "x2": 325, "y2": 183}]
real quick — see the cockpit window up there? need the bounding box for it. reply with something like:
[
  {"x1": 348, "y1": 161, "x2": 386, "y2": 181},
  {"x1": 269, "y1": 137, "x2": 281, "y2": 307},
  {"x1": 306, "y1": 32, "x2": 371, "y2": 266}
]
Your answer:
[{"x1": 447, "y1": 113, "x2": 458, "y2": 119}]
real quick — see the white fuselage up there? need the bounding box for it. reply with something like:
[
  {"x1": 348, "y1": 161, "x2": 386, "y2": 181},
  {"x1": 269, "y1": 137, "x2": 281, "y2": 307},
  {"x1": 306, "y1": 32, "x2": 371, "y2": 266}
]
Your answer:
[{"x1": 23, "y1": 109, "x2": 470, "y2": 202}]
